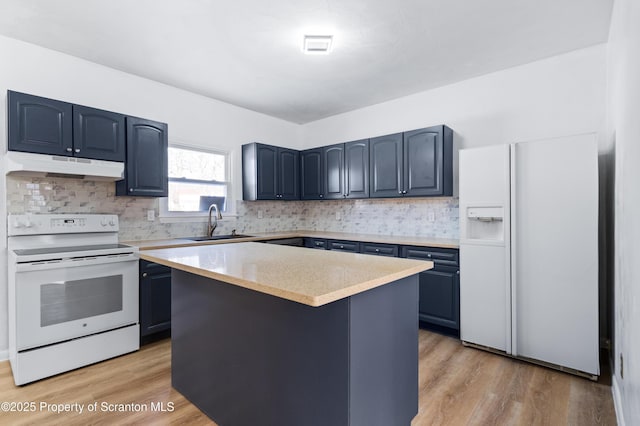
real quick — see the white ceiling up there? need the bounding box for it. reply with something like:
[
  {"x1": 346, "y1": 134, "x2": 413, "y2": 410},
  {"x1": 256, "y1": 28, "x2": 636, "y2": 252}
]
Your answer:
[{"x1": 0, "y1": 0, "x2": 613, "y2": 124}]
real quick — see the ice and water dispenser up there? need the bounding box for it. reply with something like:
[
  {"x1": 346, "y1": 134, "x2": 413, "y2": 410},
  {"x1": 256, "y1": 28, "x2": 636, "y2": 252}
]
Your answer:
[{"x1": 464, "y1": 206, "x2": 505, "y2": 241}]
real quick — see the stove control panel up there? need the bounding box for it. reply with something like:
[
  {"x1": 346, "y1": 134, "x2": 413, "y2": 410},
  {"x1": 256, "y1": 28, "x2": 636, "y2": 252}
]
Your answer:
[
  {"x1": 51, "y1": 217, "x2": 87, "y2": 228},
  {"x1": 8, "y1": 214, "x2": 119, "y2": 236}
]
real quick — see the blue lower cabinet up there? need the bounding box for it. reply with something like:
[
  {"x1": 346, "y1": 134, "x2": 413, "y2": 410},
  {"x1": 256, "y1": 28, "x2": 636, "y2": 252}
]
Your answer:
[
  {"x1": 416, "y1": 265, "x2": 459, "y2": 332},
  {"x1": 139, "y1": 260, "x2": 171, "y2": 343},
  {"x1": 401, "y1": 246, "x2": 460, "y2": 336},
  {"x1": 327, "y1": 240, "x2": 360, "y2": 252},
  {"x1": 360, "y1": 243, "x2": 399, "y2": 257},
  {"x1": 305, "y1": 238, "x2": 328, "y2": 249}
]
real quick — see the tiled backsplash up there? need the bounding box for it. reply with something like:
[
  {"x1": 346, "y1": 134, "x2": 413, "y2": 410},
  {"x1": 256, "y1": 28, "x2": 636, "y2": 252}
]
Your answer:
[
  {"x1": 238, "y1": 198, "x2": 459, "y2": 238},
  {"x1": 6, "y1": 176, "x2": 459, "y2": 241}
]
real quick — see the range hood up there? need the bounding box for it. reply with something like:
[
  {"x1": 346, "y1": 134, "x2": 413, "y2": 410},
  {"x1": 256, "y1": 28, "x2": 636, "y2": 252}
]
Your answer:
[{"x1": 3, "y1": 151, "x2": 124, "y2": 181}]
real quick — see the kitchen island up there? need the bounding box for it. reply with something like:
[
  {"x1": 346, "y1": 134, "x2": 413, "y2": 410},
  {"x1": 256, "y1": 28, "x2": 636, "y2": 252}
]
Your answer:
[{"x1": 140, "y1": 242, "x2": 433, "y2": 426}]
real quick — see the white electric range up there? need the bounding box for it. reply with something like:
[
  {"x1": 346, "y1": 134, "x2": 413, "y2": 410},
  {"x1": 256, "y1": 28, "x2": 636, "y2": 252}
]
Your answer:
[{"x1": 7, "y1": 214, "x2": 139, "y2": 385}]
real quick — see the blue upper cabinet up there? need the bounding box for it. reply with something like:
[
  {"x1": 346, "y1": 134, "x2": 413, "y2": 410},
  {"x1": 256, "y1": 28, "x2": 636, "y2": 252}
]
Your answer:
[
  {"x1": 404, "y1": 126, "x2": 449, "y2": 197},
  {"x1": 370, "y1": 126, "x2": 453, "y2": 198},
  {"x1": 322, "y1": 143, "x2": 345, "y2": 199},
  {"x1": 241, "y1": 125, "x2": 453, "y2": 202},
  {"x1": 242, "y1": 143, "x2": 299, "y2": 200},
  {"x1": 73, "y1": 105, "x2": 125, "y2": 162},
  {"x1": 116, "y1": 117, "x2": 168, "y2": 197},
  {"x1": 278, "y1": 147, "x2": 300, "y2": 200},
  {"x1": 344, "y1": 139, "x2": 369, "y2": 199},
  {"x1": 369, "y1": 132, "x2": 403, "y2": 198},
  {"x1": 255, "y1": 144, "x2": 279, "y2": 200},
  {"x1": 8, "y1": 90, "x2": 126, "y2": 163},
  {"x1": 8, "y1": 91, "x2": 73, "y2": 156},
  {"x1": 300, "y1": 148, "x2": 324, "y2": 200},
  {"x1": 322, "y1": 139, "x2": 369, "y2": 199}
]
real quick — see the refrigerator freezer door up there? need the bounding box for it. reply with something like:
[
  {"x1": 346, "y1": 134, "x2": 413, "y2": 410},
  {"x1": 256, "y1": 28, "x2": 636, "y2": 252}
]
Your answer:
[
  {"x1": 460, "y1": 245, "x2": 509, "y2": 351},
  {"x1": 460, "y1": 145, "x2": 511, "y2": 353},
  {"x1": 512, "y1": 135, "x2": 599, "y2": 375}
]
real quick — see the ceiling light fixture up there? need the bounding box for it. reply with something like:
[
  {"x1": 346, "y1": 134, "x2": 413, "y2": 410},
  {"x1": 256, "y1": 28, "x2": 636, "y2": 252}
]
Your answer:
[{"x1": 303, "y1": 35, "x2": 333, "y2": 54}]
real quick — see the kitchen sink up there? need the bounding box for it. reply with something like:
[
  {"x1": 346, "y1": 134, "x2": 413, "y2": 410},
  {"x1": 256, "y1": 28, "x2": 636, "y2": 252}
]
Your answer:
[{"x1": 186, "y1": 234, "x2": 252, "y2": 241}]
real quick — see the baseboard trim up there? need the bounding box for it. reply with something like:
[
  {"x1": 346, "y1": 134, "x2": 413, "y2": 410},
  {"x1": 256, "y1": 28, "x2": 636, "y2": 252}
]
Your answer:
[
  {"x1": 0, "y1": 350, "x2": 8, "y2": 362},
  {"x1": 612, "y1": 375, "x2": 626, "y2": 426}
]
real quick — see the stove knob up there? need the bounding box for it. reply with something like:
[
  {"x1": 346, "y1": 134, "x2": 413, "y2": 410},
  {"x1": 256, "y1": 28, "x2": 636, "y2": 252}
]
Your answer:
[
  {"x1": 108, "y1": 219, "x2": 116, "y2": 227},
  {"x1": 100, "y1": 219, "x2": 108, "y2": 227},
  {"x1": 23, "y1": 218, "x2": 32, "y2": 228},
  {"x1": 13, "y1": 218, "x2": 23, "y2": 228}
]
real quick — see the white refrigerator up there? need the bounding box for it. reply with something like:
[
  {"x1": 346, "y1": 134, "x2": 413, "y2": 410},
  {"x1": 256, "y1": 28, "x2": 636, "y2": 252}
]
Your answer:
[{"x1": 459, "y1": 134, "x2": 599, "y2": 377}]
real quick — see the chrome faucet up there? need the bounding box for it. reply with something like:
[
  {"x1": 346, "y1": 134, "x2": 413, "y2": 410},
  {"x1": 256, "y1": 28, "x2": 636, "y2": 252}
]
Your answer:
[{"x1": 207, "y1": 203, "x2": 222, "y2": 237}]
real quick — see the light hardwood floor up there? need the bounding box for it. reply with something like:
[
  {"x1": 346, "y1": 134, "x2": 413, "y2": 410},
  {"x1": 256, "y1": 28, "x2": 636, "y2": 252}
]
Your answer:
[{"x1": 0, "y1": 331, "x2": 616, "y2": 425}]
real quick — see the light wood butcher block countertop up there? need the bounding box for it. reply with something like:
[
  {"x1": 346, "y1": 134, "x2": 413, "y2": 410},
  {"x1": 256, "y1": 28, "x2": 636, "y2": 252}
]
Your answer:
[
  {"x1": 140, "y1": 242, "x2": 433, "y2": 307},
  {"x1": 124, "y1": 230, "x2": 458, "y2": 250}
]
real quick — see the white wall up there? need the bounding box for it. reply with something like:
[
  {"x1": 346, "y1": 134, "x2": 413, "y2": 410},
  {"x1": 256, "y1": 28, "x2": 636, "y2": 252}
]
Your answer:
[
  {"x1": 607, "y1": 0, "x2": 640, "y2": 423},
  {"x1": 0, "y1": 35, "x2": 300, "y2": 358},
  {"x1": 301, "y1": 43, "x2": 607, "y2": 153}
]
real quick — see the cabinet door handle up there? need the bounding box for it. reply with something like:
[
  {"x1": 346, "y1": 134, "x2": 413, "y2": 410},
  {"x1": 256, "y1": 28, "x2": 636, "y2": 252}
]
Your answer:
[
  {"x1": 319, "y1": 194, "x2": 324, "y2": 198},
  {"x1": 375, "y1": 248, "x2": 380, "y2": 252},
  {"x1": 142, "y1": 272, "x2": 148, "y2": 277},
  {"x1": 66, "y1": 147, "x2": 73, "y2": 152},
  {"x1": 398, "y1": 191, "x2": 402, "y2": 194},
  {"x1": 402, "y1": 190, "x2": 407, "y2": 194},
  {"x1": 457, "y1": 270, "x2": 460, "y2": 275},
  {"x1": 130, "y1": 188, "x2": 134, "y2": 192},
  {"x1": 74, "y1": 148, "x2": 80, "y2": 153}
]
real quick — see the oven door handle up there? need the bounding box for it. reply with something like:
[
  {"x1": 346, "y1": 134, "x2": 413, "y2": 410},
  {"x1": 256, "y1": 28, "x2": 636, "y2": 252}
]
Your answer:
[{"x1": 15, "y1": 254, "x2": 139, "y2": 272}]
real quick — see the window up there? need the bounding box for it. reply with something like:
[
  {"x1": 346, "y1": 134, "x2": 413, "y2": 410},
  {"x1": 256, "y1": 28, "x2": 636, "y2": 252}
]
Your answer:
[{"x1": 160, "y1": 145, "x2": 231, "y2": 218}]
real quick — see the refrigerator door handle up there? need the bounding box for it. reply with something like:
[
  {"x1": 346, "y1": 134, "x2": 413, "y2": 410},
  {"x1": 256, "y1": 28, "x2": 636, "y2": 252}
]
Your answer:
[{"x1": 509, "y1": 144, "x2": 517, "y2": 356}]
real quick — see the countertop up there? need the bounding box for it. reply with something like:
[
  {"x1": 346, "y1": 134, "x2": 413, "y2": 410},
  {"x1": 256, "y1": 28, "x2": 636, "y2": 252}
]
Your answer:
[
  {"x1": 140, "y1": 242, "x2": 433, "y2": 307},
  {"x1": 124, "y1": 230, "x2": 458, "y2": 250}
]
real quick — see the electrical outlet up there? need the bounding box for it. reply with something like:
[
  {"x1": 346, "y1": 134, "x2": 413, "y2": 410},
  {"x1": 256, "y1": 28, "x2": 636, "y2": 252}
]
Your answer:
[
  {"x1": 427, "y1": 212, "x2": 436, "y2": 222},
  {"x1": 147, "y1": 210, "x2": 155, "y2": 221},
  {"x1": 258, "y1": 210, "x2": 264, "y2": 219},
  {"x1": 335, "y1": 211, "x2": 341, "y2": 221}
]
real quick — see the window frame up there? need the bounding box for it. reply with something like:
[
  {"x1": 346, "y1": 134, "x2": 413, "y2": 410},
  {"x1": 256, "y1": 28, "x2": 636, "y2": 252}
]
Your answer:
[{"x1": 158, "y1": 143, "x2": 235, "y2": 222}]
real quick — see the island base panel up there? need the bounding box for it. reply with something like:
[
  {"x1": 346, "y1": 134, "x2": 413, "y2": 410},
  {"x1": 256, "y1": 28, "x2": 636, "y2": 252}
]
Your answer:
[{"x1": 171, "y1": 269, "x2": 418, "y2": 426}]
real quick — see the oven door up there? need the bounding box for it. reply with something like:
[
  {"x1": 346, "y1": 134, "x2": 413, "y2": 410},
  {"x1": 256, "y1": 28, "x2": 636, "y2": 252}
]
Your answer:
[{"x1": 14, "y1": 255, "x2": 138, "y2": 351}]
